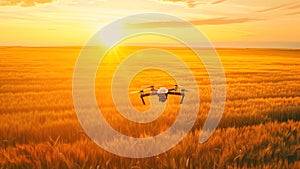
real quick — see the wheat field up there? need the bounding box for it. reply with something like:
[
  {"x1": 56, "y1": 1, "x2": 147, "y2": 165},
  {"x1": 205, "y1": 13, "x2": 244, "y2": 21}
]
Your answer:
[{"x1": 0, "y1": 46, "x2": 299, "y2": 168}]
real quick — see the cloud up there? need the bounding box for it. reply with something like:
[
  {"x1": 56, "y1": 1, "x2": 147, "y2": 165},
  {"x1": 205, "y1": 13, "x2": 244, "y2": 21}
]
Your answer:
[
  {"x1": 257, "y1": 2, "x2": 300, "y2": 13},
  {"x1": 0, "y1": 0, "x2": 54, "y2": 7},
  {"x1": 211, "y1": 0, "x2": 226, "y2": 5},
  {"x1": 160, "y1": 0, "x2": 201, "y2": 8},
  {"x1": 159, "y1": 0, "x2": 227, "y2": 7},
  {"x1": 284, "y1": 3, "x2": 300, "y2": 10},
  {"x1": 285, "y1": 11, "x2": 300, "y2": 16},
  {"x1": 190, "y1": 17, "x2": 258, "y2": 25},
  {"x1": 124, "y1": 17, "x2": 259, "y2": 29}
]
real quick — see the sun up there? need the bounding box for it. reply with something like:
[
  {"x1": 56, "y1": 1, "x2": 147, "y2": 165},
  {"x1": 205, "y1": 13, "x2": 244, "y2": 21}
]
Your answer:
[{"x1": 100, "y1": 23, "x2": 124, "y2": 47}]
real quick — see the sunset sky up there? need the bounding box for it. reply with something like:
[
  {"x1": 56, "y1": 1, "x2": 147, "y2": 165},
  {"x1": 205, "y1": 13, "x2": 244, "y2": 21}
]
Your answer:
[{"x1": 0, "y1": 0, "x2": 299, "y2": 48}]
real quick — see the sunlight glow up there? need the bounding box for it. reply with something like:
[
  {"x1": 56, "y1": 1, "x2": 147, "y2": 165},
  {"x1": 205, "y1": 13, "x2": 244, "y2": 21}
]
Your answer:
[
  {"x1": 0, "y1": 0, "x2": 299, "y2": 48},
  {"x1": 100, "y1": 22, "x2": 124, "y2": 47}
]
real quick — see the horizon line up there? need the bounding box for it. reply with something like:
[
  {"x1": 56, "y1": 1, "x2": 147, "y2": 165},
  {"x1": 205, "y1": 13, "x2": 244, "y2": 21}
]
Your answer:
[{"x1": 0, "y1": 44, "x2": 299, "y2": 50}]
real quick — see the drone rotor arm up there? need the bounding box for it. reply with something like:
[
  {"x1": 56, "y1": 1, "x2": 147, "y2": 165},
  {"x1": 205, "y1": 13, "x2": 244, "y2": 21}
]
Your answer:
[{"x1": 167, "y1": 91, "x2": 182, "y2": 96}]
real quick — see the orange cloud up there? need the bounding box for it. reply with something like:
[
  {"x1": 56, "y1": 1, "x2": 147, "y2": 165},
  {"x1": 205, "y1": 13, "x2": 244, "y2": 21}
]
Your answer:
[
  {"x1": 160, "y1": 0, "x2": 200, "y2": 8},
  {"x1": 124, "y1": 17, "x2": 259, "y2": 29},
  {"x1": 160, "y1": 0, "x2": 227, "y2": 7},
  {"x1": 257, "y1": 2, "x2": 300, "y2": 13},
  {"x1": 285, "y1": 3, "x2": 300, "y2": 10},
  {"x1": 211, "y1": 0, "x2": 226, "y2": 5},
  {"x1": 285, "y1": 11, "x2": 300, "y2": 16},
  {"x1": 0, "y1": 0, "x2": 54, "y2": 7},
  {"x1": 190, "y1": 17, "x2": 258, "y2": 25}
]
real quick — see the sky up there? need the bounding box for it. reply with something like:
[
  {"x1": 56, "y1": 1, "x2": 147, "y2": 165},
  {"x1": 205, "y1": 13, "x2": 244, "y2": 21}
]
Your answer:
[{"x1": 0, "y1": 0, "x2": 300, "y2": 48}]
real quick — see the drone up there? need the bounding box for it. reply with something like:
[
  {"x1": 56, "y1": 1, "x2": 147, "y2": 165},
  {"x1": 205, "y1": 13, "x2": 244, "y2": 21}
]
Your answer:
[{"x1": 130, "y1": 85, "x2": 191, "y2": 105}]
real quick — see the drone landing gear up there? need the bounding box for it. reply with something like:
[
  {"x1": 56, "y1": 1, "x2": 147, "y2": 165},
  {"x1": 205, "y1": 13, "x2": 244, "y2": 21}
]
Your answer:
[{"x1": 140, "y1": 93, "x2": 151, "y2": 105}]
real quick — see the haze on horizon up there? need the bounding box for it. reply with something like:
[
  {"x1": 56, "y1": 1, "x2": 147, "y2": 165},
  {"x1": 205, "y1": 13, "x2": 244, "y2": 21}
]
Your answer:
[{"x1": 0, "y1": 0, "x2": 299, "y2": 48}]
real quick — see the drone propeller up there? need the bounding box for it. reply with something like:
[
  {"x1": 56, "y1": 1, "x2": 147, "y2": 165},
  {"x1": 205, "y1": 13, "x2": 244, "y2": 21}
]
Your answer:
[
  {"x1": 170, "y1": 84, "x2": 194, "y2": 92},
  {"x1": 170, "y1": 84, "x2": 183, "y2": 87},
  {"x1": 181, "y1": 88, "x2": 193, "y2": 92},
  {"x1": 129, "y1": 90, "x2": 143, "y2": 94},
  {"x1": 141, "y1": 85, "x2": 154, "y2": 89},
  {"x1": 168, "y1": 84, "x2": 184, "y2": 91},
  {"x1": 129, "y1": 88, "x2": 151, "y2": 94}
]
